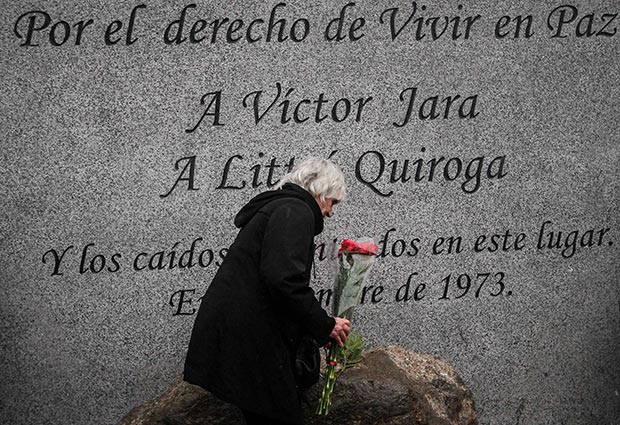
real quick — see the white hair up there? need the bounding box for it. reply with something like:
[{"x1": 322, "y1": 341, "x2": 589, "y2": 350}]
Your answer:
[{"x1": 278, "y1": 157, "x2": 346, "y2": 201}]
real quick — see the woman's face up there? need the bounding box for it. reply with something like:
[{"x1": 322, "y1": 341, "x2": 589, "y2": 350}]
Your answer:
[{"x1": 315, "y1": 197, "x2": 339, "y2": 218}]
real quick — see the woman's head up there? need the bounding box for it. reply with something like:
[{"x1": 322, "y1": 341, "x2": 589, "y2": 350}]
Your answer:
[{"x1": 278, "y1": 157, "x2": 346, "y2": 203}]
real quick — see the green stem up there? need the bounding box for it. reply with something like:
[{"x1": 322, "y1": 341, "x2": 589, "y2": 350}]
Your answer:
[{"x1": 316, "y1": 347, "x2": 340, "y2": 415}]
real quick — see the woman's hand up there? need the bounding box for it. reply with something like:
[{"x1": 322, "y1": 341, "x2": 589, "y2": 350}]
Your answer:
[{"x1": 329, "y1": 317, "x2": 351, "y2": 347}]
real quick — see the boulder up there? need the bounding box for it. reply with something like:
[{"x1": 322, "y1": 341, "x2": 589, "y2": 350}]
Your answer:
[{"x1": 119, "y1": 346, "x2": 478, "y2": 425}]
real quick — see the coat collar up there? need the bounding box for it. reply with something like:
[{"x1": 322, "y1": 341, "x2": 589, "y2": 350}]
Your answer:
[
  {"x1": 234, "y1": 183, "x2": 324, "y2": 235},
  {"x1": 281, "y1": 183, "x2": 324, "y2": 235}
]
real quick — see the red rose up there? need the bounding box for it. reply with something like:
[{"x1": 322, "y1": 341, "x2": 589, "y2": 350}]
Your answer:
[{"x1": 338, "y1": 239, "x2": 378, "y2": 256}]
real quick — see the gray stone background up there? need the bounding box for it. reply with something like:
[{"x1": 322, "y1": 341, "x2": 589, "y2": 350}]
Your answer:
[{"x1": 1, "y1": 1, "x2": 618, "y2": 424}]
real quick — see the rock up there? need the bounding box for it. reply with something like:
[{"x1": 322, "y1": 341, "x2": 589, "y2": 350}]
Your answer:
[
  {"x1": 118, "y1": 378, "x2": 244, "y2": 425},
  {"x1": 118, "y1": 346, "x2": 478, "y2": 425},
  {"x1": 304, "y1": 346, "x2": 478, "y2": 425}
]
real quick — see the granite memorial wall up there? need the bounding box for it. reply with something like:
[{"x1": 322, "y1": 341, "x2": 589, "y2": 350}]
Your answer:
[{"x1": 1, "y1": 1, "x2": 619, "y2": 424}]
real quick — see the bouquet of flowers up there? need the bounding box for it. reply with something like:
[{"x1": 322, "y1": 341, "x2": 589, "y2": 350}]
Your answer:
[{"x1": 316, "y1": 238, "x2": 378, "y2": 415}]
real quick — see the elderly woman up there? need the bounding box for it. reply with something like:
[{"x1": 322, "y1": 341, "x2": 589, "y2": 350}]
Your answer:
[{"x1": 184, "y1": 157, "x2": 351, "y2": 425}]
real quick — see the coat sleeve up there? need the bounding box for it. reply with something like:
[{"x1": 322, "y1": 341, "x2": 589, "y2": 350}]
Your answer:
[{"x1": 259, "y1": 201, "x2": 335, "y2": 345}]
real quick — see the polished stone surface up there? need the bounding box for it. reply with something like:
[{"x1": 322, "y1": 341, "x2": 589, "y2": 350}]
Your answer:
[{"x1": 1, "y1": 1, "x2": 619, "y2": 424}]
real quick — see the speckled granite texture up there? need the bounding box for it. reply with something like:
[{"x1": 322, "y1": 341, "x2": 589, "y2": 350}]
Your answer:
[{"x1": 1, "y1": 1, "x2": 619, "y2": 424}]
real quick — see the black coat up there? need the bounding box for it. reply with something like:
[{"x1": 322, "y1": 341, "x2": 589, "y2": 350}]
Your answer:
[{"x1": 183, "y1": 183, "x2": 335, "y2": 424}]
